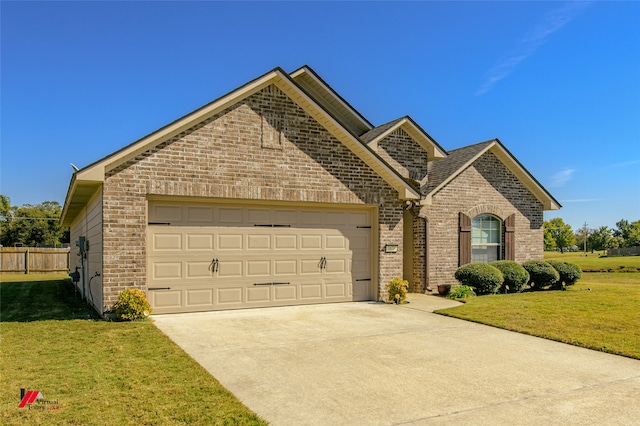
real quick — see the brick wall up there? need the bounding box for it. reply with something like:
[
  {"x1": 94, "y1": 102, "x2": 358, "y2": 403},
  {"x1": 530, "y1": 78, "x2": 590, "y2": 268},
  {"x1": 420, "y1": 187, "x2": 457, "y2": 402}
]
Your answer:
[
  {"x1": 101, "y1": 84, "x2": 404, "y2": 309},
  {"x1": 421, "y1": 152, "x2": 544, "y2": 287},
  {"x1": 377, "y1": 128, "x2": 428, "y2": 181}
]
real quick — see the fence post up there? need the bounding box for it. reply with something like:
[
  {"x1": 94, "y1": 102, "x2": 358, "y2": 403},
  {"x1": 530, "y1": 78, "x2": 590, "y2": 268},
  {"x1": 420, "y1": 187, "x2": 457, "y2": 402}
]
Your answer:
[{"x1": 25, "y1": 248, "x2": 29, "y2": 274}]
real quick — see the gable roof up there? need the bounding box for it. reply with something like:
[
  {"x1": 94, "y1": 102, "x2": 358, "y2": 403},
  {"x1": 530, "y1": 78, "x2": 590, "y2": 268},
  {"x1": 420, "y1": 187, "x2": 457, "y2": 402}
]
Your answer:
[
  {"x1": 422, "y1": 139, "x2": 561, "y2": 210},
  {"x1": 61, "y1": 66, "x2": 421, "y2": 226},
  {"x1": 361, "y1": 116, "x2": 447, "y2": 161}
]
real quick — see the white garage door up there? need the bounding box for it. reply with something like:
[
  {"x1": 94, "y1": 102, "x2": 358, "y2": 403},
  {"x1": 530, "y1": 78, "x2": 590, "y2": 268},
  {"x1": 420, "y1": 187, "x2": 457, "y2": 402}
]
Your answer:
[{"x1": 147, "y1": 201, "x2": 374, "y2": 314}]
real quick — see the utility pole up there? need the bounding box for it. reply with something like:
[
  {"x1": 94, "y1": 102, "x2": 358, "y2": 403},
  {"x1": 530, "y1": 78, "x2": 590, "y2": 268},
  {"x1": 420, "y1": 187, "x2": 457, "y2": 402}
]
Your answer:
[{"x1": 582, "y1": 222, "x2": 588, "y2": 255}]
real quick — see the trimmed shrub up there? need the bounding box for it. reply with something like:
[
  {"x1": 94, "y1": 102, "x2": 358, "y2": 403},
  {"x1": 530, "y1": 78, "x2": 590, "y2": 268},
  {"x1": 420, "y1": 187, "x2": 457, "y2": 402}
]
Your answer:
[
  {"x1": 114, "y1": 288, "x2": 152, "y2": 321},
  {"x1": 547, "y1": 260, "x2": 582, "y2": 289},
  {"x1": 490, "y1": 260, "x2": 530, "y2": 293},
  {"x1": 387, "y1": 277, "x2": 409, "y2": 304},
  {"x1": 522, "y1": 260, "x2": 559, "y2": 290},
  {"x1": 454, "y1": 263, "x2": 504, "y2": 295},
  {"x1": 447, "y1": 284, "x2": 476, "y2": 299}
]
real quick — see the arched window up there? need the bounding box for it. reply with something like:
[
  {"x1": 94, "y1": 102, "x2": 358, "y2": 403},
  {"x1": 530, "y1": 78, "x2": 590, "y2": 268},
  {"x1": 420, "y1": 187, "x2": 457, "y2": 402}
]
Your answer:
[{"x1": 471, "y1": 214, "x2": 502, "y2": 263}]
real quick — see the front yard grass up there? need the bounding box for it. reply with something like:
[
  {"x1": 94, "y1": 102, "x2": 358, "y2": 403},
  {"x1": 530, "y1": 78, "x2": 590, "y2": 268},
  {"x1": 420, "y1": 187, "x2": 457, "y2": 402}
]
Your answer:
[
  {"x1": 0, "y1": 275, "x2": 266, "y2": 425},
  {"x1": 436, "y1": 272, "x2": 640, "y2": 359}
]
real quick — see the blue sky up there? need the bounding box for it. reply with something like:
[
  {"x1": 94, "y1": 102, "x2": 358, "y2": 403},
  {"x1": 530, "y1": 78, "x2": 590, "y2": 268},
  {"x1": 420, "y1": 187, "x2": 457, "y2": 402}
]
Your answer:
[{"x1": 1, "y1": 1, "x2": 638, "y2": 232}]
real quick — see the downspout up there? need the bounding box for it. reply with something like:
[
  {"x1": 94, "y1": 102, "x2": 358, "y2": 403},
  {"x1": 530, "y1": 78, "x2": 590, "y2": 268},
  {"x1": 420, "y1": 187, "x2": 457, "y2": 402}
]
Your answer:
[{"x1": 405, "y1": 201, "x2": 431, "y2": 292}]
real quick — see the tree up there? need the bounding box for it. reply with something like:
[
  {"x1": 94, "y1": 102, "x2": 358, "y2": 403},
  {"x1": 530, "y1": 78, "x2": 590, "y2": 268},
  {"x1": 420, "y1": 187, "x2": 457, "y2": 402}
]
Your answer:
[
  {"x1": 614, "y1": 219, "x2": 640, "y2": 248},
  {"x1": 587, "y1": 226, "x2": 614, "y2": 251},
  {"x1": 544, "y1": 227, "x2": 557, "y2": 251},
  {"x1": 0, "y1": 195, "x2": 67, "y2": 247},
  {"x1": 544, "y1": 218, "x2": 576, "y2": 253}
]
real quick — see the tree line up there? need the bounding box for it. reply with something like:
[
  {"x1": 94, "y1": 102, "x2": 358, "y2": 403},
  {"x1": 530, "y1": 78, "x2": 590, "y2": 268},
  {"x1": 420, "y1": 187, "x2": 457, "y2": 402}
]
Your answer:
[
  {"x1": 544, "y1": 217, "x2": 640, "y2": 253},
  {"x1": 0, "y1": 195, "x2": 69, "y2": 247}
]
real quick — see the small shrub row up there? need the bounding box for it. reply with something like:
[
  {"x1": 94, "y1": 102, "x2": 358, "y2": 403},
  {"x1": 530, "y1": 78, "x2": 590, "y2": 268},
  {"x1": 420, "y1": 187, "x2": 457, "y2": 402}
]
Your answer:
[{"x1": 452, "y1": 260, "x2": 581, "y2": 295}]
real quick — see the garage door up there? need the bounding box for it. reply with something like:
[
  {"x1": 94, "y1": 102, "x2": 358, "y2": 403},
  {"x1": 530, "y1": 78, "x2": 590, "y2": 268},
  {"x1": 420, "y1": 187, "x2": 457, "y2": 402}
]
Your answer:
[{"x1": 147, "y1": 201, "x2": 374, "y2": 314}]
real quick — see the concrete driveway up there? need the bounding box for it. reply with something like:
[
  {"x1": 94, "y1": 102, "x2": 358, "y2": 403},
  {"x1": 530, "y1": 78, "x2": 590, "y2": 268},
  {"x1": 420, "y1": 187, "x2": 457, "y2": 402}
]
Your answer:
[{"x1": 153, "y1": 294, "x2": 640, "y2": 425}]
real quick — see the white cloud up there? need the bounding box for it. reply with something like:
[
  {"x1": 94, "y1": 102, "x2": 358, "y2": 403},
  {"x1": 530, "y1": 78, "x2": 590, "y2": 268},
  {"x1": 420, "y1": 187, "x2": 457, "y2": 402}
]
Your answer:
[
  {"x1": 549, "y1": 168, "x2": 575, "y2": 187},
  {"x1": 604, "y1": 159, "x2": 640, "y2": 169},
  {"x1": 476, "y1": 1, "x2": 592, "y2": 96},
  {"x1": 560, "y1": 198, "x2": 600, "y2": 203}
]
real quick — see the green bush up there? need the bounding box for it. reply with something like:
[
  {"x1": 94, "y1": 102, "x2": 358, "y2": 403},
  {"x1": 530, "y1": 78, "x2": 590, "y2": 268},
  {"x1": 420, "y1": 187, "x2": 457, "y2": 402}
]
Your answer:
[
  {"x1": 446, "y1": 284, "x2": 476, "y2": 299},
  {"x1": 454, "y1": 263, "x2": 504, "y2": 295},
  {"x1": 114, "y1": 288, "x2": 152, "y2": 321},
  {"x1": 387, "y1": 277, "x2": 409, "y2": 304},
  {"x1": 490, "y1": 260, "x2": 530, "y2": 293},
  {"x1": 547, "y1": 260, "x2": 582, "y2": 289},
  {"x1": 522, "y1": 260, "x2": 559, "y2": 290}
]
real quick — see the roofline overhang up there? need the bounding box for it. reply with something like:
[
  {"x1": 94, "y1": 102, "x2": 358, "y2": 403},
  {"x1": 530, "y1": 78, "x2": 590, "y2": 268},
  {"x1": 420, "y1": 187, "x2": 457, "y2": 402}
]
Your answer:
[{"x1": 62, "y1": 67, "x2": 420, "y2": 224}]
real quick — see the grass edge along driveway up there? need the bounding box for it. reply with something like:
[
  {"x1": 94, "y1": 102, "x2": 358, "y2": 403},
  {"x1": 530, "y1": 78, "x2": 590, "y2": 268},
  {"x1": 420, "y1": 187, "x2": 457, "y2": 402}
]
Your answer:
[
  {"x1": 0, "y1": 275, "x2": 266, "y2": 425},
  {"x1": 436, "y1": 271, "x2": 640, "y2": 360}
]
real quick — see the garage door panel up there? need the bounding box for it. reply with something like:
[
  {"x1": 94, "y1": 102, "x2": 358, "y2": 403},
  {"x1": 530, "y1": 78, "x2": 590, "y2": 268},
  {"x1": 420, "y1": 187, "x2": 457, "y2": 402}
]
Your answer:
[
  {"x1": 247, "y1": 260, "x2": 270, "y2": 276},
  {"x1": 325, "y1": 281, "x2": 347, "y2": 298},
  {"x1": 152, "y1": 290, "x2": 182, "y2": 309},
  {"x1": 247, "y1": 234, "x2": 270, "y2": 250},
  {"x1": 186, "y1": 234, "x2": 214, "y2": 250},
  {"x1": 152, "y1": 233, "x2": 182, "y2": 251},
  {"x1": 218, "y1": 261, "x2": 243, "y2": 278},
  {"x1": 153, "y1": 262, "x2": 182, "y2": 279},
  {"x1": 186, "y1": 261, "x2": 213, "y2": 278},
  {"x1": 186, "y1": 289, "x2": 213, "y2": 306},
  {"x1": 246, "y1": 286, "x2": 271, "y2": 303},
  {"x1": 218, "y1": 233, "x2": 243, "y2": 250},
  {"x1": 217, "y1": 287, "x2": 244, "y2": 304},
  {"x1": 274, "y1": 234, "x2": 297, "y2": 249},
  {"x1": 326, "y1": 234, "x2": 346, "y2": 249},
  {"x1": 218, "y1": 208, "x2": 244, "y2": 224},
  {"x1": 274, "y1": 260, "x2": 296, "y2": 275},
  {"x1": 325, "y1": 259, "x2": 347, "y2": 274},
  {"x1": 148, "y1": 202, "x2": 374, "y2": 313},
  {"x1": 274, "y1": 285, "x2": 297, "y2": 301},
  {"x1": 186, "y1": 206, "x2": 214, "y2": 223},
  {"x1": 300, "y1": 283, "x2": 322, "y2": 299},
  {"x1": 300, "y1": 259, "x2": 322, "y2": 275},
  {"x1": 300, "y1": 234, "x2": 322, "y2": 249}
]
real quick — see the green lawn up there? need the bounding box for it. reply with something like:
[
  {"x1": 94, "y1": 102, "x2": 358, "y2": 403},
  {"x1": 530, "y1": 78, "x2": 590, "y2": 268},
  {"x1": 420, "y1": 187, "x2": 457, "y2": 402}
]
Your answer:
[
  {"x1": 544, "y1": 251, "x2": 640, "y2": 272},
  {"x1": 0, "y1": 275, "x2": 266, "y2": 425},
  {"x1": 436, "y1": 271, "x2": 640, "y2": 359}
]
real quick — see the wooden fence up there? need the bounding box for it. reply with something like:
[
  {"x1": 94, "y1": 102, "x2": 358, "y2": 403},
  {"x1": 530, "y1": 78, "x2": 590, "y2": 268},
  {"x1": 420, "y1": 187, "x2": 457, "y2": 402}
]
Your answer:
[
  {"x1": 0, "y1": 247, "x2": 71, "y2": 274},
  {"x1": 606, "y1": 246, "x2": 640, "y2": 257}
]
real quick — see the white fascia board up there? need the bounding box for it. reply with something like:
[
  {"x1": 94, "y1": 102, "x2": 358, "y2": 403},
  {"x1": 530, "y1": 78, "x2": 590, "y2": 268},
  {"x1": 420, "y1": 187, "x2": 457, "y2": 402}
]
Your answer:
[{"x1": 289, "y1": 67, "x2": 373, "y2": 131}]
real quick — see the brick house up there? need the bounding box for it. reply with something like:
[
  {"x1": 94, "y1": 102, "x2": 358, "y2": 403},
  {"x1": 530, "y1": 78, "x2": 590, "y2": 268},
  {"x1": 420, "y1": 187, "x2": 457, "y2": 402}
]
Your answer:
[{"x1": 61, "y1": 66, "x2": 560, "y2": 316}]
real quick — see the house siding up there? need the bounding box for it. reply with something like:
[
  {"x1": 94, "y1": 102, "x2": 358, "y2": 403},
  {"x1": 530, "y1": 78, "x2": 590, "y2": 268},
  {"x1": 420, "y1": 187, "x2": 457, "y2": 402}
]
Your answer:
[
  {"x1": 100, "y1": 84, "x2": 404, "y2": 310},
  {"x1": 422, "y1": 152, "x2": 544, "y2": 287},
  {"x1": 69, "y1": 188, "x2": 104, "y2": 314}
]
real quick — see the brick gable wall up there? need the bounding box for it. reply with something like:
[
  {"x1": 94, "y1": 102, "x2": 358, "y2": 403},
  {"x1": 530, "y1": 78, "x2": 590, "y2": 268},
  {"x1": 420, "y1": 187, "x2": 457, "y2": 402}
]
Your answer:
[
  {"x1": 377, "y1": 128, "x2": 428, "y2": 181},
  {"x1": 101, "y1": 85, "x2": 404, "y2": 310},
  {"x1": 420, "y1": 152, "x2": 544, "y2": 287}
]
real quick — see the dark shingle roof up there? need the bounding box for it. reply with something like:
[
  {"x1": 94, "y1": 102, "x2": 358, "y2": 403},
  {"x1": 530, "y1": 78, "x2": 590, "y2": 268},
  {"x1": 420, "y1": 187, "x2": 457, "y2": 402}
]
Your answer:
[
  {"x1": 423, "y1": 140, "x2": 495, "y2": 195},
  {"x1": 360, "y1": 117, "x2": 406, "y2": 143}
]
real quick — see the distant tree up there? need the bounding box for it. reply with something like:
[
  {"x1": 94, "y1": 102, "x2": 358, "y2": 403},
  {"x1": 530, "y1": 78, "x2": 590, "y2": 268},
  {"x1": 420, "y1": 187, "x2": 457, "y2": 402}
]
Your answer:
[
  {"x1": 614, "y1": 219, "x2": 640, "y2": 248},
  {"x1": 587, "y1": 226, "x2": 614, "y2": 251},
  {"x1": 0, "y1": 196, "x2": 67, "y2": 247},
  {"x1": 544, "y1": 218, "x2": 576, "y2": 253}
]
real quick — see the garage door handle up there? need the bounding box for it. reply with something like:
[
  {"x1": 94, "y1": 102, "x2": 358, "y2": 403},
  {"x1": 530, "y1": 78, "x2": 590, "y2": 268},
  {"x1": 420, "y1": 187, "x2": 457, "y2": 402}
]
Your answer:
[
  {"x1": 319, "y1": 256, "x2": 327, "y2": 270},
  {"x1": 356, "y1": 278, "x2": 371, "y2": 282},
  {"x1": 149, "y1": 287, "x2": 171, "y2": 291},
  {"x1": 209, "y1": 258, "x2": 219, "y2": 273}
]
